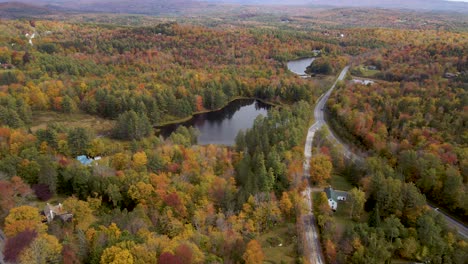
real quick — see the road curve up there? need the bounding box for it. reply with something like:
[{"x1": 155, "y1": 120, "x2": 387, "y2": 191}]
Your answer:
[
  {"x1": 318, "y1": 68, "x2": 468, "y2": 241},
  {"x1": 301, "y1": 67, "x2": 349, "y2": 264}
]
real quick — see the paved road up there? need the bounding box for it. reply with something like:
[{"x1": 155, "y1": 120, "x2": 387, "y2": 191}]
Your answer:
[
  {"x1": 317, "y1": 68, "x2": 467, "y2": 241},
  {"x1": 429, "y1": 205, "x2": 468, "y2": 239},
  {"x1": 301, "y1": 65, "x2": 467, "y2": 264},
  {"x1": 301, "y1": 67, "x2": 349, "y2": 264},
  {"x1": 313, "y1": 66, "x2": 361, "y2": 162}
]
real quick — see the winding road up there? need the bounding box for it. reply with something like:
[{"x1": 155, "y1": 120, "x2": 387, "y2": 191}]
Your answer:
[
  {"x1": 301, "y1": 66, "x2": 349, "y2": 264},
  {"x1": 301, "y1": 65, "x2": 467, "y2": 264}
]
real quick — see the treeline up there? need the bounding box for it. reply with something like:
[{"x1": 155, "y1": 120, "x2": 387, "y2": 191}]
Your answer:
[
  {"x1": 234, "y1": 101, "x2": 313, "y2": 205},
  {"x1": 306, "y1": 55, "x2": 349, "y2": 75},
  {"x1": 353, "y1": 33, "x2": 468, "y2": 82},
  {"x1": 0, "y1": 94, "x2": 32, "y2": 128}
]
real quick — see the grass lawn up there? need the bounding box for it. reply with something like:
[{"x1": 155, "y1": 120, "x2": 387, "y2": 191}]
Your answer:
[
  {"x1": 330, "y1": 201, "x2": 354, "y2": 241},
  {"x1": 330, "y1": 174, "x2": 353, "y2": 191},
  {"x1": 31, "y1": 111, "x2": 115, "y2": 136},
  {"x1": 31, "y1": 194, "x2": 70, "y2": 212},
  {"x1": 312, "y1": 189, "x2": 353, "y2": 239},
  {"x1": 258, "y1": 223, "x2": 298, "y2": 264},
  {"x1": 353, "y1": 65, "x2": 381, "y2": 78}
]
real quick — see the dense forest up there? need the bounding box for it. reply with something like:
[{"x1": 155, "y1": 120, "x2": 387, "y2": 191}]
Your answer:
[
  {"x1": 0, "y1": 16, "x2": 338, "y2": 264},
  {"x1": 0, "y1": 6, "x2": 467, "y2": 264},
  {"x1": 319, "y1": 29, "x2": 467, "y2": 263},
  {"x1": 328, "y1": 31, "x2": 467, "y2": 218}
]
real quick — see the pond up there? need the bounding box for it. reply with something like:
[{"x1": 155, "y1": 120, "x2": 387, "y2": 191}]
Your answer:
[
  {"x1": 287, "y1": 57, "x2": 315, "y2": 75},
  {"x1": 157, "y1": 99, "x2": 271, "y2": 146}
]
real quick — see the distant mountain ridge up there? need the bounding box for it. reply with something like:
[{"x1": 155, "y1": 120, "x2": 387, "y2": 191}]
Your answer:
[
  {"x1": 307, "y1": 0, "x2": 468, "y2": 12},
  {"x1": 0, "y1": 0, "x2": 466, "y2": 16},
  {"x1": 205, "y1": 0, "x2": 468, "y2": 12},
  {"x1": 0, "y1": 0, "x2": 204, "y2": 16},
  {"x1": 0, "y1": 2, "x2": 57, "y2": 18}
]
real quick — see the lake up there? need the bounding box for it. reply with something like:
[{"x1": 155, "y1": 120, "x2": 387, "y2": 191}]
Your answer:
[
  {"x1": 157, "y1": 99, "x2": 271, "y2": 145},
  {"x1": 157, "y1": 58, "x2": 313, "y2": 145},
  {"x1": 287, "y1": 57, "x2": 315, "y2": 75}
]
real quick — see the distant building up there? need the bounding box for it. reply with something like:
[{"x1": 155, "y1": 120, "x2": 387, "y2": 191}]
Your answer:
[
  {"x1": 76, "y1": 155, "x2": 101, "y2": 166},
  {"x1": 443, "y1": 72, "x2": 458, "y2": 79},
  {"x1": 312, "y1": 49, "x2": 321, "y2": 56},
  {"x1": 0, "y1": 63, "x2": 15, "y2": 69},
  {"x1": 352, "y1": 79, "x2": 374, "y2": 85},
  {"x1": 77, "y1": 155, "x2": 93, "y2": 165},
  {"x1": 367, "y1": 65, "x2": 377, "y2": 70},
  {"x1": 43, "y1": 203, "x2": 72, "y2": 223},
  {"x1": 324, "y1": 187, "x2": 348, "y2": 211}
]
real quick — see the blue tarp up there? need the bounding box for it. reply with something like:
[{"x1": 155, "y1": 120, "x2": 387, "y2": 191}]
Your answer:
[{"x1": 76, "y1": 155, "x2": 93, "y2": 165}]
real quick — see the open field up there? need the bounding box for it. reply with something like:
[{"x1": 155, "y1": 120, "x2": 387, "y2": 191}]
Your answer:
[
  {"x1": 351, "y1": 65, "x2": 381, "y2": 78},
  {"x1": 258, "y1": 223, "x2": 298, "y2": 264},
  {"x1": 31, "y1": 111, "x2": 115, "y2": 136},
  {"x1": 330, "y1": 174, "x2": 353, "y2": 191}
]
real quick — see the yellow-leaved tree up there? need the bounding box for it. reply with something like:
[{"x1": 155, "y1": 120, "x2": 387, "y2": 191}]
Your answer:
[
  {"x1": 63, "y1": 196, "x2": 96, "y2": 230},
  {"x1": 243, "y1": 239, "x2": 264, "y2": 264},
  {"x1": 100, "y1": 246, "x2": 134, "y2": 264},
  {"x1": 279, "y1": 191, "x2": 293, "y2": 219},
  {"x1": 309, "y1": 154, "x2": 333, "y2": 185},
  {"x1": 4, "y1": 205, "x2": 46, "y2": 237},
  {"x1": 132, "y1": 151, "x2": 148, "y2": 170},
  {"x1": 19, "y1": 233, "x2": 62, "y2": 264}
]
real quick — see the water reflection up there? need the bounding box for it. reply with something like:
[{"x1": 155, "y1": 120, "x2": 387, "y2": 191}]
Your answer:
[
  {"x1": 287, "y1": 58, "x2": 315, "y2": 75},
  {"x1": 156, "y1": 99, "x2": 271, "y2": 145}
]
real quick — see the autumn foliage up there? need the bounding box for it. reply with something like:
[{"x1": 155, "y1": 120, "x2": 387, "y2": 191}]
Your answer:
[
  {"x1": 3, "y1": 229, "x2": 37, "y2": 263},
  {"x1": 243, "y1": 239, "x2": 265, "y2": 264}
]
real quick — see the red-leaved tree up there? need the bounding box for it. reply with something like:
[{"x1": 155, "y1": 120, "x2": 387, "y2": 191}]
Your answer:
[{"x1": 3, "y1": 229, "x2": 37, "y2": 263}]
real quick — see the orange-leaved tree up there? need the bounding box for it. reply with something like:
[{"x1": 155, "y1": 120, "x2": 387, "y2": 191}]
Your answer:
[
  {"x1": 309, "y1": 154, "x2": 333, "y2": 185},
  {"x1": 4, "y1": 205, "x2": 46, "y2": 237},
  {"x1": 243, "y1": 239, "x2": 264, "y2": 264}
]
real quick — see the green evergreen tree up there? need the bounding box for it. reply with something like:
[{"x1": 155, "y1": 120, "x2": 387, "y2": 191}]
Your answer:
[
  {"x1": 368, "y1": 205, "x2": 381, "y2": 227},
  {"x1": 113, "y1": 110, "x2": 152, "y2": 140},
  {"x1": 68, "y1": 127, "x2": 91, "y2": 156},
  {"x1": 37, "y1": 155, "x2": 58, "y2": 194}
]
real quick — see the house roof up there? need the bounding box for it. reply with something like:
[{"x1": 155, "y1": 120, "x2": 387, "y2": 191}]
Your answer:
[
  {"x1": 324, "y1": 187, "x2": 348, "y2": 201},
  {"x1": 77, "y1": 155, "x2": 93, "y2": 165}
]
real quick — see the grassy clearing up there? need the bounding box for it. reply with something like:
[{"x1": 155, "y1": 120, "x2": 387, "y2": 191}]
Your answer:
[
  {"x1": 333, "y1": 202, "x2": 354, "y2": 238},
  {"x1": 312, "y1": 190, "x2": 353, "y2": 239},
  {"x1": 352, "y1": 65, "x2": 381, "y2": 78},
  {"x1": 30, "y1": 194, "x2": 70, "y2": 211},
  {"x1": 31, "y1": 111, "x2": 115, "y2": 135},
  {"x1": 330, "y1": 174, "x2": 353, "y2": 191},
  {"x1": 258, "y1": 223, "x2": 298, "y2": 264}
]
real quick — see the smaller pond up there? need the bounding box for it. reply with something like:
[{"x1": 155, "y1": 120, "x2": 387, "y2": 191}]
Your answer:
[
  {"x1": 287, "y1": 57, "x2": 315, "y2": 75},
  {"x1": 156, "y1": 99, "x2": 271, "y2": 146}
]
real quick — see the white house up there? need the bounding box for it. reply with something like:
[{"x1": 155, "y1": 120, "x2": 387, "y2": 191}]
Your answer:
[{"x1": 324, "y1": 187, "x2": 348, "y2": 211}]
